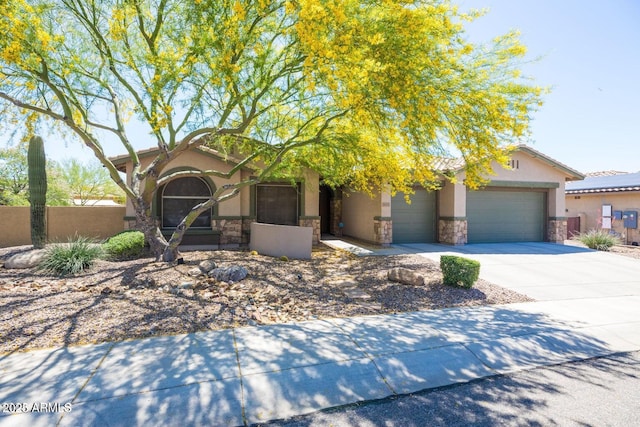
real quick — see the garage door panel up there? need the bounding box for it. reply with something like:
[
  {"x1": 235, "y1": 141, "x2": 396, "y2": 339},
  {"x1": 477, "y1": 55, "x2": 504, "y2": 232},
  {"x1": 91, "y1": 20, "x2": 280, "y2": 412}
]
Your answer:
[
  {"x1": 467, "y1": 190, "x2": 545, "y2": 243},
  {"x1": 392, "y1": 190, "x2": 436, "y2": 243}
]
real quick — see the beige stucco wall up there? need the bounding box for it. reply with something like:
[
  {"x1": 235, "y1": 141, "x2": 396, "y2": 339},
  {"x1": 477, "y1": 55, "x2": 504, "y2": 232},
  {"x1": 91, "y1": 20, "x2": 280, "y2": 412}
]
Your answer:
[
  {"x1": 489, "y1": 151, "x2": 566, "y2": 182},
  {"x1": 120, "y1": 151, "x2": 321, "y2": 220},
  {"x1": 122, "y1": 151, "x2": 245, "y2": 218},
  {"x1": 566, "y1": 192, "x2": 640, "y2": 244},
  {"x1": 341, "y1": 190, "x2": 383, "y2": 242},
  {"x1": 483, "y1": 151, "x2": 571, "y2": 218},
  {"x1": 439, "y1": 180, "x2": 466, "y2": 217},
  {"x1": 240, "y1": 170, "x2": 253, "y2": 217},
  {"x1": 47, "y1": 206, "x2": 126, "y2": 241},
  {"x1": 0, "y1": 206, "x2": 126, "y2": 247},
  {"x1": 0, "y1": 207, "x2": 32, "y2": 247},
  {"x1": 159, "y1": 151, "x2": 243, "y2": 218},
  {"x1": 302, "y1": 169, "x2": 320, "y2": 217},
  {"x1": 250, "y1": 222, "x2": 312, "y2": 259}
]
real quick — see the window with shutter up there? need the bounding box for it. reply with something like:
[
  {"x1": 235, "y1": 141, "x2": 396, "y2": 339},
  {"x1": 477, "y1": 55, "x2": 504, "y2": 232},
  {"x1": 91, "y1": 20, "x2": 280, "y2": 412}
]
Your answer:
[{"x1": 256, "y1": 183, "x2": 299, "y2": 226}]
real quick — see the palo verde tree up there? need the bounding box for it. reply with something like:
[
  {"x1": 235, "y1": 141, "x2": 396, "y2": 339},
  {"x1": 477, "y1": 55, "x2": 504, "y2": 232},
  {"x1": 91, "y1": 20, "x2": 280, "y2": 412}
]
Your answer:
[{"x1": 0, "y1": 0, "x2": 545, "y2": 261}]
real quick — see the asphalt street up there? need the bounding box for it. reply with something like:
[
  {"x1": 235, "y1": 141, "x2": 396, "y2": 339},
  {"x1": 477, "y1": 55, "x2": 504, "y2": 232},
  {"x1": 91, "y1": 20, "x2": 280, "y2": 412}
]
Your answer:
[{"x1": 265, "y1": 351, "x2": 640, "y2": 427}]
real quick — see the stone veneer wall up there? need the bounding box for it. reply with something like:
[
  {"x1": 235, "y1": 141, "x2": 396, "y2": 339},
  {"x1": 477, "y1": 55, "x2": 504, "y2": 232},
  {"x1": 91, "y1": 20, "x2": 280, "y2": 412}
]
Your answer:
[
  {"x1": 212, "y1": 217, "x2": 243, "y2": 245},
  {"x1": 547, "y1": 218, "x2": 567, "y2": 243},
  {"x1": 438, "y1": 218, "x2": 467, "y2": 245},
  {"x1": 330, "y1": 199, "x2": 342, "y2": 235},
  {"x1": 299, "y1": 216, "x2": 321, "y2": 244},
  {"x1": 241, "y1": 217, "x2": 256, "y2": 245},
  {"x1": 373, "y1": 217, "x2": 392, "y2": 246}
]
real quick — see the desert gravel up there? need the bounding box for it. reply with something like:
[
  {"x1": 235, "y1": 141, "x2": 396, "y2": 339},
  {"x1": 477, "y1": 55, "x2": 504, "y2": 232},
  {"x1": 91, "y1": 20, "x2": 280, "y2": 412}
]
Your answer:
[{"x1": 1, "y1": 244, "x2": 537, "y2": 355}]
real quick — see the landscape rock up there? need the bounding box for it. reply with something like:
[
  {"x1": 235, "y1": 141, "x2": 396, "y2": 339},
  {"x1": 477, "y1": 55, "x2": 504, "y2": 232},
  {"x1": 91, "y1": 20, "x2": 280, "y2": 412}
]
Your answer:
[
  {"x1": 4, "y1": 249, "x2": 47, "y2": 269},
  {"x1": 179, "y1": 282, "x2": 194, "y2": 289},
  {"x1": 208, "y1": 265, "x2": 248, "y2": 283},
  {"x1": 198, "y1": 259, "x2": 217, "y2": 274},
  {"x1": 129, "y1": 277, "x2": 156, "y2": 288},
  {"x1": 388, "y1": 267, "x2": 424, "y2": 286},
  {"x1": 188, "y1": 267, "x2": 203, "y2": 277}
]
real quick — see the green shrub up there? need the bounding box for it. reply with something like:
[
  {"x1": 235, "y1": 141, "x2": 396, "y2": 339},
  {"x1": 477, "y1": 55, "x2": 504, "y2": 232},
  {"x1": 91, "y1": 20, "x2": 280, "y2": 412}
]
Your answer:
[
  {"x1": 572, "y1": 229, "x2": 621, "y2": 251},
  {"x1": 39, "y1": 236, "x2": 103, "y2": 276},
  {"x1": 440, "y1": 255, "x2": 480, "y2": 289},
  {"x1": 102, "y1": 230, "x2": 145, "y2": 260}
]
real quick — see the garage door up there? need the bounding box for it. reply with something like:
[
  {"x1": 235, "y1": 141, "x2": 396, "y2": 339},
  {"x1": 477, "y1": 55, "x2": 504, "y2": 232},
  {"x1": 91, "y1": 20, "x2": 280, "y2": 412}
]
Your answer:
[
  {"x1": 467, "y1": 190, "x2": 545, "y2": 243},
  {"x1": 391, "y1": 189, "x2": 436, "y2": 243}
]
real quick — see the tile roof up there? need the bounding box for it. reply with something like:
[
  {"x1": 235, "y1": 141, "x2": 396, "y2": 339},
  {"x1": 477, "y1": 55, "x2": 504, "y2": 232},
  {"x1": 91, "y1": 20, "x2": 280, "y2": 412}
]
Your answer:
[{"x1": 566, "y1": 172, "x2": 640, "y2": 194}]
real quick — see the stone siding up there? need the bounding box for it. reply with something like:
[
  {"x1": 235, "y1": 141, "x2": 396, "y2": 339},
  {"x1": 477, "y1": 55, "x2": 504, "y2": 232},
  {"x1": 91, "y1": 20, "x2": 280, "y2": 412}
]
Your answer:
[
  {"x1": 548, "y1": 218, "x2": 567, "y2": 243},
  {"x1": 330, "y1": 199, "x2": 342, "y2": 236},
  {"x1": 373, "y1": 217, "x2": 392, "y2": 246},
  {"x1": 299, "y1": 217, "x2": 321, "y2": 244},
  {"x1": 212, "y1": 218, "x2": 243, "y2": 245},
  {"x1": 438, "y1": 218, "x2": 467, "y2": 245}
]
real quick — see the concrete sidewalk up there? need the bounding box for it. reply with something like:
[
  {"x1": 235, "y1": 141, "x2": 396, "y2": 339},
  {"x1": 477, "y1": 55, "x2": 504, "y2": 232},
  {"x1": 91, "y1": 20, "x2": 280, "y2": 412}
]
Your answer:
[{"x1": 2, "y1": 243, "x2": 640, "y2": 426}]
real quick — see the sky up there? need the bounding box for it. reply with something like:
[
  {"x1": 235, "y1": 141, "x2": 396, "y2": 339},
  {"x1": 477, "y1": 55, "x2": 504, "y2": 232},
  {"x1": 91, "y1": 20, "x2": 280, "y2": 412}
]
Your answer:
[
  {"x1": 2, "y1": 0, "x2": 639, "y2": 174},
  {"x1": 458, "y1": 0, "x2": 640, "y2": 174}
]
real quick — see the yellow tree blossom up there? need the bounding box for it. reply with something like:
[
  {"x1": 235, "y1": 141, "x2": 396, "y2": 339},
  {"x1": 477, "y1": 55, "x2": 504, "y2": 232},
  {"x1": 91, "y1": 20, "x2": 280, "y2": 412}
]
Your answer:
[{"x1": 0, "y1": 0, "x2": 546, "y2": 260}]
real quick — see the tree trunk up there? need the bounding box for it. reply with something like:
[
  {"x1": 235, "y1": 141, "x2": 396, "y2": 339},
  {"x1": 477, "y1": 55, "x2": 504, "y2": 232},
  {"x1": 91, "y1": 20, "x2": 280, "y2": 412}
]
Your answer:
[{"x1": 133, "y1": 203, "x2": 174, "y2": 262}]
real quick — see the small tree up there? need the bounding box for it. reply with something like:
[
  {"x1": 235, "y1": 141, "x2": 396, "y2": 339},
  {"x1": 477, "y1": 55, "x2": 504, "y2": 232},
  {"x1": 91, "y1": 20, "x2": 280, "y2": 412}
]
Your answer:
[
  {"x1": 27, "y1": 135, "x2": 47, "y2": 248},
  {"x1": 60, "y1": 158, "x2": 125, "y2": 205},
  {"x1": 0, "y1": 142, "x2": 75, "y2": 206},
  {"x1": 0, "y1": 0, "x2": 545, "y2": 261},
  {"x1": 0, "y1": 141, "x2": 30, "y2": 205}
]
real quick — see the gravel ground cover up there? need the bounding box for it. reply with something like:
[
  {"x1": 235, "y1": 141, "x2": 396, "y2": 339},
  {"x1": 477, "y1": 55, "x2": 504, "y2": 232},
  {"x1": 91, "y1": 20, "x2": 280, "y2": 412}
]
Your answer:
[{"x1": 13, "y1": 242, "x2": 637, "y2": 355}]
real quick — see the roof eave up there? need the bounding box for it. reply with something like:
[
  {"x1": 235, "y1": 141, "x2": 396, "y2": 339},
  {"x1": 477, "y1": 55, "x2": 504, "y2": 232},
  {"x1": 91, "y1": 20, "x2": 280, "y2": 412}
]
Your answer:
[
  {"x1": 109, "y1": 145, "x2": 246, "y2": 173},
  {"x1": 515, "y1": 145, "x2": 585, "y2": 181}
]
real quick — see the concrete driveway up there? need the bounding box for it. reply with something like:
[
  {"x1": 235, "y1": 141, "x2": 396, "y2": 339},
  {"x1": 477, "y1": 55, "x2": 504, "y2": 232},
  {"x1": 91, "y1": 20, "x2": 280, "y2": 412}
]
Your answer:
[{"x1": 394, "y1": 242, "x2": 640, "y2": 301}]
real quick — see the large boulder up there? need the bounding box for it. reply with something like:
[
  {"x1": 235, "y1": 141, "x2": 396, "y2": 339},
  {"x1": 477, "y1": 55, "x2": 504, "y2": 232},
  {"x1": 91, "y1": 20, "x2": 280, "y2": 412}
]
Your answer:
[
  {"x1": 387, "y1": 267, "x2": 424, "y2": 286},
  {"x1": 208, "y1": 265, "x2": 248, "y2": 283},
  {"x1": 4, "y1": 249, "x2": 47, "y2": 269}
]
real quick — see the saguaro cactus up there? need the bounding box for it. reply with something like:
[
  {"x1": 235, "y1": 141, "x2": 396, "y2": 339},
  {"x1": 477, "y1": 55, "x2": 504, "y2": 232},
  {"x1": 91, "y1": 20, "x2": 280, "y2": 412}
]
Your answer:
[{"x1": 28, "y1": 135, "x2": 47, "y2": 248}]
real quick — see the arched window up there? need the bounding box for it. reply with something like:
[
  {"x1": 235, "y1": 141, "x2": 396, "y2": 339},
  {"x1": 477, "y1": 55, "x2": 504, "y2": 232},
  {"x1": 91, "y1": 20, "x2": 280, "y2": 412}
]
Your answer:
[{"x1": 161, "y1": 177, "x2": 211, "y2": 228}]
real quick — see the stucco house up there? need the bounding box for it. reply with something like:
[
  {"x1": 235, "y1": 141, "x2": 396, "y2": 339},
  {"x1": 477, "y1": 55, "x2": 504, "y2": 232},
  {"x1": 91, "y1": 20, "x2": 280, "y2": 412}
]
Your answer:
[
  {"x1": 340, "y1": 144, "x2": 584, "y2": 246},
  {"x1": 111, "y1": 146, "x2": 322, "y2": 247},
  {"x1": 565, "y1": 172, "x2": 640, "y2": 244},
  {"x1": 111, "y1": 144, "x2": 583, "y2": 248}
]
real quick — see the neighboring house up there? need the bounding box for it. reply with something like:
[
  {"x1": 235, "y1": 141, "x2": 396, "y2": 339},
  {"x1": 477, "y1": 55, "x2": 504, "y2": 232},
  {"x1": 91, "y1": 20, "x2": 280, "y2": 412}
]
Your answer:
[
  {"x1": 566, "y1": 172, "x2": 640, "y2": 245},
  {"x1": 111, "y1": 144, "x2": 583, "y2": 248}
]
